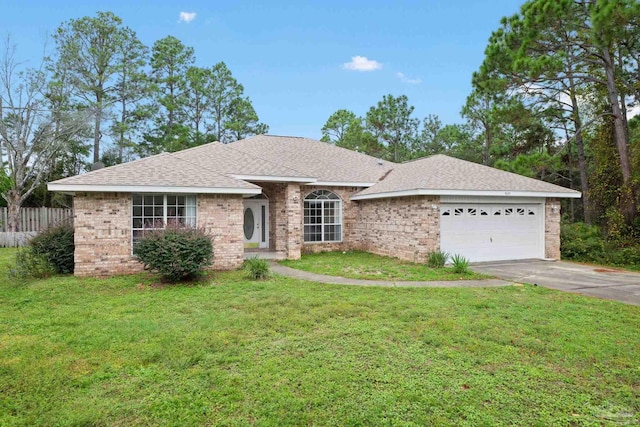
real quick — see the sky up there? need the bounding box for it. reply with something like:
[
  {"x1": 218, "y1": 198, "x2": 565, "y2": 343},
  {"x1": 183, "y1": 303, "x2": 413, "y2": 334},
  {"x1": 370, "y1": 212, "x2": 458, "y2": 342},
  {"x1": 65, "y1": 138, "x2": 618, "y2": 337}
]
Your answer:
[{"x1": 0, "y1": 0, "x2": 525, "y2": 140}]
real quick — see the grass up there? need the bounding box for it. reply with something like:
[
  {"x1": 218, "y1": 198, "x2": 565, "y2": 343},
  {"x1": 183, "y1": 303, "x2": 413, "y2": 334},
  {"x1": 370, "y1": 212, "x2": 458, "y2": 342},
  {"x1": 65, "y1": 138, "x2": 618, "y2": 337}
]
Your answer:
[
  {"x1": 280, "y1": 250, "x2": 489, "y2": 281},
  {"x1": 1, "y1": 248, "x2": 640, "y2": 425}
]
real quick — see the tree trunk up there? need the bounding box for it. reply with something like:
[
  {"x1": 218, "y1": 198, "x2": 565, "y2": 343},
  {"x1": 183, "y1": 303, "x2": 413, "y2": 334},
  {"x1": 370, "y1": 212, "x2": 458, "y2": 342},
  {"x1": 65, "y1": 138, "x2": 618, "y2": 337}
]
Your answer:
[
  {"x1": 94, "y1": 98, "x2": 102, "y2": 164},
  {"x1": 568, "y1": 86, "x2": 592, "y2": 224},
  {"x1": 601, "y1": 45, "x2": 636, "y2": 222},
  {"x1": 6, "y1": 190, "x2": 21, "y2": 232},
  {"x1": 119, "y1": 97, "x2": 126, "y2": 164},
  {"x1": 483, "y1": 122, "x2": 491, "y2": 166}
]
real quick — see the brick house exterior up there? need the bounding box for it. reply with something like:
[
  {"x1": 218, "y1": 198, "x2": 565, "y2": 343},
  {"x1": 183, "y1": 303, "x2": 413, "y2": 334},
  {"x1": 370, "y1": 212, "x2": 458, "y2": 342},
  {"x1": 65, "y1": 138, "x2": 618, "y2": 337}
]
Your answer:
[{"x1": 50, "y1": 135, "x2": 580, "y2": 277}]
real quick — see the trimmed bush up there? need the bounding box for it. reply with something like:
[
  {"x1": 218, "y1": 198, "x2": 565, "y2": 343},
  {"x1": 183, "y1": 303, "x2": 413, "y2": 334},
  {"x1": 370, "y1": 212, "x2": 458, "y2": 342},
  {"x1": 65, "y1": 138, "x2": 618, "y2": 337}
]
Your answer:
[
  {"x1": 451, "y1": 254, "x2": 469, "y2": 274},
  {"x1": 244, "y1": 257, "x2": 271, "y2": 280},
  {"x1": 427, "y1": 250, "x2": 449, "y2": 268},
  {"x1": 29, "y1": 221, "x2": 75, "y2": 274},
  {"x1": 133, "y1": 225, "x2": 213, "y2": 282}
]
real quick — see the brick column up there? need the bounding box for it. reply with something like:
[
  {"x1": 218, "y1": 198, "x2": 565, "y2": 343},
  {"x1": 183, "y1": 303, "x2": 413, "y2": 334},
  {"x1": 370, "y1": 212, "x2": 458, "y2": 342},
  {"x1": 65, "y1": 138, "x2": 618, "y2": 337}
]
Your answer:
[
  {"x1": 545, "y1": 198, "x2": 561, "y2": 259},
  {"x1": 284, "y1": 183, "x2": 301, "y2": 259}
]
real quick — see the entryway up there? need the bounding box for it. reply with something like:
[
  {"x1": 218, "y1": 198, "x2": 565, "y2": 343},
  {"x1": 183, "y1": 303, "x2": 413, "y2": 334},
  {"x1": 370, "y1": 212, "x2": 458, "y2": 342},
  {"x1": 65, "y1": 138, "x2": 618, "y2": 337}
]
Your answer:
[{"x1": 243, "y1": 196, "x2": 269, "y2": 249}]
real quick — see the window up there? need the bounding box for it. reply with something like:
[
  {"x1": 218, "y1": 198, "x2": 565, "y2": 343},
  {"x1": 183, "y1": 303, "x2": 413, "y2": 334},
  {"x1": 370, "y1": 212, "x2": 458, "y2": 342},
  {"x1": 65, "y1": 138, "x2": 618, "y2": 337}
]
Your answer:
[
  {"x1": 304, "y1": 190, "x2": 342, "y2": 242},
  {"x1": 132, "y1": 194, "x2": 196, "y2": 246}
]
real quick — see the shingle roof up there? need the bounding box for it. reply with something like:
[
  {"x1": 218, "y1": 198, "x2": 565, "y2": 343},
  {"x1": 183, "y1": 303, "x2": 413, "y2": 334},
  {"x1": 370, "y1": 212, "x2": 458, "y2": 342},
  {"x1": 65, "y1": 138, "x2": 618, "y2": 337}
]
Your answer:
[
  {"x1": 48, "y1": 135, "x2": 580, "y2": 199},
  {"x1": 352, "y1": 154, "x2": 580, "y2": 199},
  {"x1": 48, "y1": 148, "x2": 259, "y2": 191},
  {"x1": 230, "y1": 135, "x2": 394, "y2": 184}
]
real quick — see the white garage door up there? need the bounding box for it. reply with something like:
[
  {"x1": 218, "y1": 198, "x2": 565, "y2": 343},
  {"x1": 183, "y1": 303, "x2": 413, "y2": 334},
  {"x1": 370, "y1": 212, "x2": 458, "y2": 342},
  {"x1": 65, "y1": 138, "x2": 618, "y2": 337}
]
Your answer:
[{"x1": 440, "y1": 204, "x2": 544, "y2": 262}]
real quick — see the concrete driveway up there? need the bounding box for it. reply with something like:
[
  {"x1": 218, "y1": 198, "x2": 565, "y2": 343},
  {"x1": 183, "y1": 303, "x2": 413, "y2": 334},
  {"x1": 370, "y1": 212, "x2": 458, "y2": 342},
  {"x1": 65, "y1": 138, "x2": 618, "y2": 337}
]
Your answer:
[{"x1": 471, "y1": 260, "x2": 640, "y2": 306}]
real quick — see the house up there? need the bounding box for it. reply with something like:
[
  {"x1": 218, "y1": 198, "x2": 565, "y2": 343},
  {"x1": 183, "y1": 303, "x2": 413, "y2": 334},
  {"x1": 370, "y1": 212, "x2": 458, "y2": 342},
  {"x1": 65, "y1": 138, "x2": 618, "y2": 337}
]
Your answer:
[{"x1": 48, "y1": 135, "x2": 581, "y2": 276}]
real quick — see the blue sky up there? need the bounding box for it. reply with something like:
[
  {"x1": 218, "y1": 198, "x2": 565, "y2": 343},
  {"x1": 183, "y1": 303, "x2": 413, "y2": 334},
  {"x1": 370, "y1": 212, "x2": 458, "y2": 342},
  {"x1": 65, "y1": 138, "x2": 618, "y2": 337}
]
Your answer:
[{"x1": 0, "y1": 0, "x2": 524, "y2": 139}]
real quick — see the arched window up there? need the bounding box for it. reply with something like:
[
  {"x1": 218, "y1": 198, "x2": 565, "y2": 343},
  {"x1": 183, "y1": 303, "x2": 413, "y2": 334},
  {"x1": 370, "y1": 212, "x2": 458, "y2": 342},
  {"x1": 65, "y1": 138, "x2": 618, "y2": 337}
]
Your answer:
[{"x1": 304, "y1": 190, "x2": 342, "y2": 242}]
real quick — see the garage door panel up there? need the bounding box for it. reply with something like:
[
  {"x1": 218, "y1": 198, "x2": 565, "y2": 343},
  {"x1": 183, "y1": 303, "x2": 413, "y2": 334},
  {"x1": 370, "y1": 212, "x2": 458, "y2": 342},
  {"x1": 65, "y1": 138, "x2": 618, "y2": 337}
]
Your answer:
[{"x1": 440, "y1": 204, "x2": 543, "y2": 262}]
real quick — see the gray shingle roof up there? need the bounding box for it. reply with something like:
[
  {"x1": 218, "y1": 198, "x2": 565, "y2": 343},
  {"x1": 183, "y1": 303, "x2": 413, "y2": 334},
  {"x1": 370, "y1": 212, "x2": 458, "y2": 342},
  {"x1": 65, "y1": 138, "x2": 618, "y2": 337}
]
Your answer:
[
  {"x1": 230, "y1": 135, "x2": 394, "y2": 184},
  {"x1": 352, "y1": 154, "x2": 580, "y2": 199},
  {"x1": 48, "y1": 135, "x2": 580, "y2": 199}
]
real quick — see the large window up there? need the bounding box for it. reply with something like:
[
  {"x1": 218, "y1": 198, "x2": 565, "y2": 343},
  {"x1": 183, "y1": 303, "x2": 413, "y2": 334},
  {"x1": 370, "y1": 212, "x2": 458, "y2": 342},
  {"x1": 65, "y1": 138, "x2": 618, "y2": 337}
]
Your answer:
[
  {"x1": 304, "y1": 190, "x2": 342, "y2": 242},
  {"x1": 132, "y1": 194, "x2": 196, "y2": 245}
]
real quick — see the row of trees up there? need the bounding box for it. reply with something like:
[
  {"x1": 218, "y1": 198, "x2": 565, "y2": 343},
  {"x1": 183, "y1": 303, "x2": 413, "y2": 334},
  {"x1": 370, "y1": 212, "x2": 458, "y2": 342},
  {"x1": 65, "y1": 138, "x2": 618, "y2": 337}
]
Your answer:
[
  {"x1": 320, "y1": 96, "x2": 483, "y2": 163},
  {"x1": 322, "y1": 0, "x2": 640, "y2": 241},
  {"x1": 0, "y1": 12, "x2": 268, "y2": 231}
]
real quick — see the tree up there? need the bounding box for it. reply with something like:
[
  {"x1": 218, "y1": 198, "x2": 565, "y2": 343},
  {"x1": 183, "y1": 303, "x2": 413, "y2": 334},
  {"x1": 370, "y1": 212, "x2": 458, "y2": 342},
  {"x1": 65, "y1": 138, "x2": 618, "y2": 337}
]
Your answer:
[
  {"x1": 52, "y1": 11, "x2": 141, "y2": 164},
  {"x1": 0, "y1": 38, "x2": 87, "y2": 231},
  {"x1": 321, "y1": 109, "x2": 358, "y2": 144},
  {"x1": 321, "y1": 109, "x2": 385, "y2": 157},
  {"x1": 110, "y1": 27, "x2": 149, "y2": 164},
  {"x1": 184, "y1": 66, "x2": 213, "y2": 146},
  {"x1": 411, "y1": 114, "x2": 443, "y2": 158},
  {"x1": 225, "y1": 96, "x2": 269, "y2": 141},
  {"x1": 366, "y1": 94, "x2": 419, "y2": 162},
  {"x1": 144, "y1": 35, "x2": 195, "y2": 154},
  {"x1": 461, "y1": 91, "x2": 499, "y2": 166},
  {"x1": 208, "y1": 62, "x2": 244, "y2": 143},
  {"x1": 481, "y1": 0, "x2": 640, "y2": 223}
]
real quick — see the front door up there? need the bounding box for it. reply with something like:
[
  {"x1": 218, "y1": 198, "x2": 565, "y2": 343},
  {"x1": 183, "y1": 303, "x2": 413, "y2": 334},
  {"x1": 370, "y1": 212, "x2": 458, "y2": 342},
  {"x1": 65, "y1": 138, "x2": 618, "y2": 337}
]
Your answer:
[{"x1": 243, "y1": 200, "x2": 269, "y2": 249}]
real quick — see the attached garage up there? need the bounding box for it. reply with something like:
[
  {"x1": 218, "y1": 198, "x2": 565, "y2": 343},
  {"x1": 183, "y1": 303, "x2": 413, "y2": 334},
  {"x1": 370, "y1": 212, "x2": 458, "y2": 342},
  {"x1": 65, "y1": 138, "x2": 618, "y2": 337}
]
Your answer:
[
  {"x1": 351, "y1": 155, "x2": 581, "y2": 264},
  {"x1": 440, "y1": 199, "x2": 544, "y2": 262}
]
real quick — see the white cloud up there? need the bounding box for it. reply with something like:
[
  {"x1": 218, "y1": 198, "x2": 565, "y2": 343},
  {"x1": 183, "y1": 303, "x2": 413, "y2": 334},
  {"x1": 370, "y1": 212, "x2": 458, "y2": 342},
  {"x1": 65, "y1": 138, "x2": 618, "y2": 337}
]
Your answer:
[
  {"x1": 343, "y1": 56, "x2": 382, "y2": 72},
  {"x1": 396, "y1": 72, "x2": 422, "y2": 84},
  {"x1": 178, "y1": 11, "x2": 197, "y2": 23}
]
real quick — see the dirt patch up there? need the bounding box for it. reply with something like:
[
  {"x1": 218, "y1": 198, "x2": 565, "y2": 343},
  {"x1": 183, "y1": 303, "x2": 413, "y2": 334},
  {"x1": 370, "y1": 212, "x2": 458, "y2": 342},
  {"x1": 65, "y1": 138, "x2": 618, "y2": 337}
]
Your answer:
[{"x1": 593, "y1": 268, "x2": 622, "y2": 273}]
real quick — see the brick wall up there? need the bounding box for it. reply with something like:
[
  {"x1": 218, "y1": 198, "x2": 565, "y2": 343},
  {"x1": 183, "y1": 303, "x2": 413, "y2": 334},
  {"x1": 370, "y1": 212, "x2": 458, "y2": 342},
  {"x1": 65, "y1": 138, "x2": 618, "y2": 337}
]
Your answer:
[
  {"x1": 545, "y1": 198, "x2": 561, "y2": 259},
  {"x1": 353, "y1": 196, "x2": 440, "y2": 263},
  {"x1": 73, "y1": 192, "x2": 244, "y2": 277},
  {"x1": 197, "y1": 194, "x2": 245, "y2": 270},
  {"x1": 74, "y1": 192, "x2": 143, "y2": 277}
]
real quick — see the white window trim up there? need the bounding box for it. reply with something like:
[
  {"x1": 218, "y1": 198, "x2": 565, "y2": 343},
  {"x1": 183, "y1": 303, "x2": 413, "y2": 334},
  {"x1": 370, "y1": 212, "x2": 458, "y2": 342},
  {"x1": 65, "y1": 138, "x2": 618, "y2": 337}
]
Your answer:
[
  {"x1": 303, "y1": 190, "x2": 343, "y2": 243},
  {"x1": 131, "y1": 194, "x2": 197, "y2": 253}
]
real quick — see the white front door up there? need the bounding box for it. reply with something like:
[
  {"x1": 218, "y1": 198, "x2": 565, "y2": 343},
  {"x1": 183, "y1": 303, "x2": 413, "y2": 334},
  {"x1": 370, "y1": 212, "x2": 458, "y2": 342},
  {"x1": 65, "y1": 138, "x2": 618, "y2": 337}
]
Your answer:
[
  {"x1": 243, "y1": 200, "x2": 269, "y2": 249},
  {"x1": 440, "y1": 203, "x2": 544, "y2": 262}
]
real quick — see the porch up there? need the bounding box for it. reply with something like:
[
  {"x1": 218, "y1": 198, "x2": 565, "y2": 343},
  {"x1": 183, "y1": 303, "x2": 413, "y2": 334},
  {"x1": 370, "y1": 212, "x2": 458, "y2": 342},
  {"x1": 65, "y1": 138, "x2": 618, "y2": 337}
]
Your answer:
[{"x1": 243, "y1": 249, "x2": 287, "y2": 260}]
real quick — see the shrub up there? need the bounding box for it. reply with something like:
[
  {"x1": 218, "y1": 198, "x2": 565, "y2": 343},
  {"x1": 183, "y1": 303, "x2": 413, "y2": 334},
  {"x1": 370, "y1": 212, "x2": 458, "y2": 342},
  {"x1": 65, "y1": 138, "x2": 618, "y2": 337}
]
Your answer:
[
  {"x1": 8, "y1": 247, "x2": 56, "y2": 280},
  {"x1": 29, "y1": 221, "x2": 75, "y2": 274},
  {"x1": 244, "y1": 257, "x2": 271, "y2": 280},
  {"x1": 133, "y1": 225, "x2": 213, "y2": 282},
  {"x1": 451, "y1": 254, "x2": 469, "y2": 274},
  {"x1": 427, "y1": 250, "x2": 449, "y2": 268},
  {"x1": 560, "y1": 222, "x2": 606, "y2": 262}
]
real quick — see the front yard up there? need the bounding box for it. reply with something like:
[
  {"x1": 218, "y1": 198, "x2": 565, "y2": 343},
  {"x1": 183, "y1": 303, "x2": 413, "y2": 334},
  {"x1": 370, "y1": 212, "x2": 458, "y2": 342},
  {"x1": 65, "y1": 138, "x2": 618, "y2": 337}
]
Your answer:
[
  {"x1": 280, "y1": 250, "x2": 489, "y2": 281},
  {"x1": 1, "y1": 248, "x2": 639, "y2": 425}
]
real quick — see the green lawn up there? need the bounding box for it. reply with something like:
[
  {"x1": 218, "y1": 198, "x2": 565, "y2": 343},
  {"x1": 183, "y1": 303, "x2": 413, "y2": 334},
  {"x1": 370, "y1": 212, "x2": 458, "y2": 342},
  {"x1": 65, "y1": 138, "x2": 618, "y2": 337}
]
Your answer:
[
  {"x1": 1, "y1": 248, "x2": 639, "y2": 426},
  {"x1": 280, "y1": 250, "x2": 489, "y2": 281}
]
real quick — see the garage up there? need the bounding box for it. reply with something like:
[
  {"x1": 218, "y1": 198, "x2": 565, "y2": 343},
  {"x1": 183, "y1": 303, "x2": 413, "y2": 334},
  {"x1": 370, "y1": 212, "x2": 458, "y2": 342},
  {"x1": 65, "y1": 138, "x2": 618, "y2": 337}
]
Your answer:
[{"x1": 440, "y1": 202, "x2": 544, "y2": 262}]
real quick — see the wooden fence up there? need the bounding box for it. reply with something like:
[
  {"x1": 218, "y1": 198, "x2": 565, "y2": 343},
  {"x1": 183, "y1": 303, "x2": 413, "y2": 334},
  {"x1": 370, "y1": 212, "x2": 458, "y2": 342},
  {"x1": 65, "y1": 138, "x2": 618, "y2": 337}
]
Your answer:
[{"x1": 0, "y1": 207, "x2": 73, "y2": 247}]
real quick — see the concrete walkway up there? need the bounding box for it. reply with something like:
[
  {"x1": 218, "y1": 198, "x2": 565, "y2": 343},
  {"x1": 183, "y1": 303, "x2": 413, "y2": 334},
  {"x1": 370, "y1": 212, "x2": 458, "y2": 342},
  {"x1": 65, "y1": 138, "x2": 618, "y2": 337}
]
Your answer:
[{"x1": 271, "y1": 262, "x2": 512, "y2": 288}]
